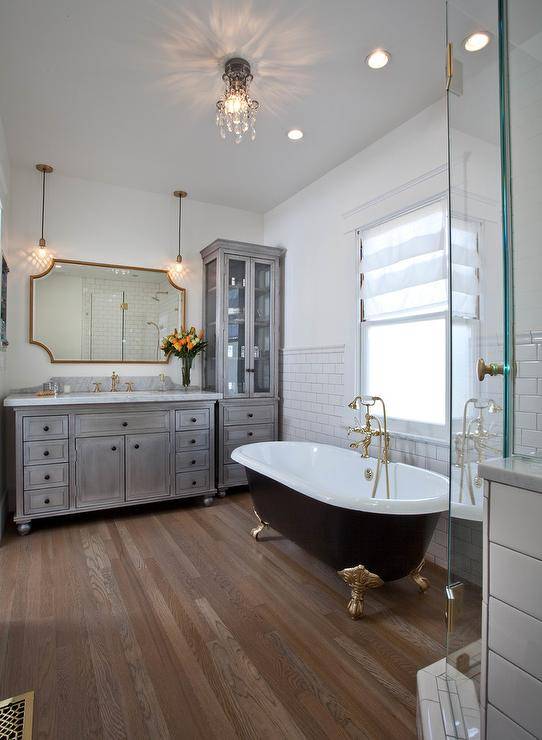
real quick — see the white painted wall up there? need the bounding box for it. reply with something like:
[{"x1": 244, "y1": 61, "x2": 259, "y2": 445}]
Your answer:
[
  {"x1": 264, "y1": 100, "x2": 449, "y2": 417},
  {"x1": 7, "y1": 166, "x2": 263, "y2": 389}
]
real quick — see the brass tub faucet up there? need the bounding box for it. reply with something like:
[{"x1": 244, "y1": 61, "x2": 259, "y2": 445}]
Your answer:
[{"x1": 347, "y1": 395, "x2": 391, "y2": 499}]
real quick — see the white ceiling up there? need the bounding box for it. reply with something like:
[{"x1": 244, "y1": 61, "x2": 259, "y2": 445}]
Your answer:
[{"x1": 0, "y1": 0, "x2": 446, "y2": 212}]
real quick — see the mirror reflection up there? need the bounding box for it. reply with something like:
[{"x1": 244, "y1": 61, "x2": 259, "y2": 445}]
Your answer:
[{"x1": 31, "y1": 260, "x2": 186, "y2": 362}]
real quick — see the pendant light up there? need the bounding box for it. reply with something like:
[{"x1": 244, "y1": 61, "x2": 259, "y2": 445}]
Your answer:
[
  {"x1": 35, "y1": 163, "x2": 53, "y2": 259},
  {"x1": 170, "y1": 190, "x2": 187, "y2": 281}
]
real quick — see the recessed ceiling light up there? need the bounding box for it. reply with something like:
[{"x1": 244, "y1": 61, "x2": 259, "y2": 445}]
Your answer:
[
  {"x1": 463, "y1": 31, "x2": 491, "y2": 52},
  {"x1": 365, "y1": 49, "x2": 391, "y2": 69},
  {"x1": 287, "y1": 129, "x2": 304, "y2": 141}
]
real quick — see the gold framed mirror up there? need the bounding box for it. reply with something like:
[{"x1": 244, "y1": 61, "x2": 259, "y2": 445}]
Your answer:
[{"x1": 29, "y1": 259, "x2": 186, "y2": 363}]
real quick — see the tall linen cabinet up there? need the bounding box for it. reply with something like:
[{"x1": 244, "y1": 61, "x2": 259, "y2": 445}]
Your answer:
[{"x1": 200, "y1": 239, "x2": 284, "y2": 494}]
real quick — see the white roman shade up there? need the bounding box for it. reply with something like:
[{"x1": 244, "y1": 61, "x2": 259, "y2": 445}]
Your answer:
[{"x1": 360, "y1": 201, "x2": 479, "y2": 321}]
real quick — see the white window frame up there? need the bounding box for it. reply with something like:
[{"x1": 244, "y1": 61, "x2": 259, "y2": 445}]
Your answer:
[{"x1": 356, "y1": 197, "x2": 480, "y2": 441}]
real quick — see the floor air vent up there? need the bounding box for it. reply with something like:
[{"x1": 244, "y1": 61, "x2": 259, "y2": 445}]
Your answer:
[{"x1": 0, "y1": 691, "x2": 34, "y2": 739}]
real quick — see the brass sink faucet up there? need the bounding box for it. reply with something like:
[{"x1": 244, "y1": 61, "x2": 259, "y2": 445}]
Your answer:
[{"x1": 110, "y1": 371, "x2": 120, "y2": 392}]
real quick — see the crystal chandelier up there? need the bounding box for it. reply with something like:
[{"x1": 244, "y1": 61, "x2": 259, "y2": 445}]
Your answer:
[{"x1": 216, "y1": 58, "x2": 259, "y2": 143}]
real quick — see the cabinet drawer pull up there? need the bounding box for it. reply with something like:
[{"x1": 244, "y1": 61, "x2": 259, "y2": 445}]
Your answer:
[
  {"x1": 43, "y1": 425, "x2": 50, "y2": 432},
  {"x1": 190, "y1": 439, "x2": 196, "y2": 444},
  {"x1": 122, "y1": 421, "x2": 128, "y2": 427},
  {"x1": 134, "y1": 443, "x2": 140, "y2": 449},
  {"x1": 44, "y1": 474, "x2": 50, "y2": 480},
  {"x1": 44, "y1": 498, "x2": 50, "y2": 505},
  {"x1": 248, "y1": 413, "x2": 254, "y2": 418},
  {"x1": 192, "y1": 480, "x2": 197, "y2": 486},
  {"x1": 191, "y1": 459, "x2": 196, "y2": 465},
  {"x1": 43, "y1": 450, "x2": 49, "y2": 457},
  {"x1": 111, "y1": 446, "x2": 117, "y2": 451},
  {"x1": 191, "y1": 417, "x2": 197, "y2": 423},
  {"x1": 248, "y1": 431, "x2": 253, "y2": 437}
]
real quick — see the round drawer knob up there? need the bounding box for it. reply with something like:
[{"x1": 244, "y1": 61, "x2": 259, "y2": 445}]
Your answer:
[
  {"x1": 134, "y1": 444, "x2": 140, "y2": 449},
  {"x1": 44, "y1": 474, "x2": 50, "y2": 480},
  {"x1": 44, "y1": 498, "x2": 50, "y2": 504},
  {"x1": 43, "y1": 450, "x2": 49, "y2": 457},
  {"x1": 190, "y1": 439, "x2": 196, "y2": 444},
  {"x1": 192, "y1": 480, "x2": 197, "y2": 486},
  {"x1": 248, "y1": 413, "x2": 254, "y2": 418},
  {"x1": 248, "y1": 431, "x2": 253, "y2": 437},
  {"x1": 191, "y1": 460, "x2": 196, "y2": 465},
  {"x1": 122, "y1": 421, "x2": 128, "y2": 427},
  {"x1": 191, "y1": 417, "x2": 197, "y2": 423},
  {"x1": 111, "y1": 446, "x2": 117, "y2": 451},
  {"x1": 43, "y1": 425, "x2": 50, "y2": 432}
]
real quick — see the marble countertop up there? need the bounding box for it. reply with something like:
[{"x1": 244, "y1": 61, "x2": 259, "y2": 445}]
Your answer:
[
  {"x1": 4, "y1": 390, "x2": 223, "y2": 407},
  {"x1": 479, "y1": 456, "x2": 542, "y2": 495}
]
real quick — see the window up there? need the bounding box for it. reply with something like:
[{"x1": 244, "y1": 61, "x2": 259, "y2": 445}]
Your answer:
[{"x1": 359, "y1": 199, "x2": 479, "y2": 434}]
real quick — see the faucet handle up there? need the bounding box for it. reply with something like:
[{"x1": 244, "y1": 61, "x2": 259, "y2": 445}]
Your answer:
[
  {"x1": 93, "y1": 382, "x2": 102, "y2": 393},
  {"x1": 125, "y1": 382, "x2": 134, "y2": 392}
]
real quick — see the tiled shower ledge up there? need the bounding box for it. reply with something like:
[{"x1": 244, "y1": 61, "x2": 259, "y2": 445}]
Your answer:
[{"x1": 417, "y1": 659, "x2": 480, "y2": 739}]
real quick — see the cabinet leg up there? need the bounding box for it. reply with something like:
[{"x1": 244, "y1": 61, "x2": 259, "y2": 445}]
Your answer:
[
  {"x1": 17, "y1": 521, "x2": 32, "y2": 536},
  {"x1": 202, "y1": 495, "x2": 214, "y2": 507},
  {"x1": 217, "y1": 488, "x2": 227, "y2": 498}
]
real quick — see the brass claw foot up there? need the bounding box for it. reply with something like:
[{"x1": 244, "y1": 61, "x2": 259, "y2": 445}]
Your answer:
[
  {"x1": 338, "y1": 564, "x2": 384, "y2": 620},
  {"x1": 409, "y1": 559, "x2": 429, "y2": 593},
  {"x1": 250, "y1": 509, "x2": 269, "y2": 540}
]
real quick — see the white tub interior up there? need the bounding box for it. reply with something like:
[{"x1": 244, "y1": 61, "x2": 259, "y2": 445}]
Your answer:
[{"x1": 232, "y1": 441, "x2": 449, "y2": 515}]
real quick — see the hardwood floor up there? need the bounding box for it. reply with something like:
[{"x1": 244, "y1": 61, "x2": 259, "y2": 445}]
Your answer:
[{"x1": 0, "y1": 493, "x2": 447, "y2": 739}]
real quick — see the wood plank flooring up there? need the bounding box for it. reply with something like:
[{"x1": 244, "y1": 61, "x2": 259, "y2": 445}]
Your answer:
[{"x1": 0, "y1": 493, "x2": 448, "y2": 739}]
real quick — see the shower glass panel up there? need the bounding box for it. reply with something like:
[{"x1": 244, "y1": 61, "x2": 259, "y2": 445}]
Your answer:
[
  {"x1": 445, "y1": 0, "x2": 505, "y2": 703},
  {"x1": 505, "y1": 0, "x2": 542, "y2": 459}
]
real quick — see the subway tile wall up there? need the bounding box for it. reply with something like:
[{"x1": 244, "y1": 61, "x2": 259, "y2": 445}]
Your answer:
[{"x1": 279, "y1": 345, "x2": 450, "y2": 570}]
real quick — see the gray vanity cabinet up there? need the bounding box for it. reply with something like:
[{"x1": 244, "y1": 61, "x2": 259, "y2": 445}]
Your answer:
[
  {"x1": 76, "y1": 435, "x2": 125, "y2": 506},
  {"x1": 125, "y1": 432, "x2": 170, "y2": 501},
  {"x1": 201, "y1": 239, "x2": 284, "y2": 494},
  {"x1": 9, "y1": 398, "x2": 218, "y2": 534}
]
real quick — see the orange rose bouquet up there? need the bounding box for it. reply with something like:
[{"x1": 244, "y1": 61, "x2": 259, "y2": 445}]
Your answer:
[{"x1": 161, "y1": 326, "x2": 207, "y2": 387}]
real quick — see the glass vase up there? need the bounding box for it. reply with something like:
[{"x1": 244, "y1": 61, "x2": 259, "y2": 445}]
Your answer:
[{"x1": 181, "y1": 355, "x2": 193, "y2": 388}]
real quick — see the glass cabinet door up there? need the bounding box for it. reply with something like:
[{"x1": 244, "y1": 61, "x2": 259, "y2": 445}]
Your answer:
[
  {"x1": 250, "y1": 259, "x2": 274, "y2": 396},
  {"x1": 224, "y1": 256, "x2": 249, "y2": 397},
  {"x1": 203, "y1": 258, "x2": 217, "y2": 392}
]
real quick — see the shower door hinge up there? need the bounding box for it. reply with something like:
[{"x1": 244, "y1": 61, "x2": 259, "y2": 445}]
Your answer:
[
  {"x1": 120, "y1": 302, "x2": 128, "y2": 310},
  {"x1": 445, "y1": 582, "x2": 464, "y2": 633},
  {"x1": 446, "y1": 42, "x2": 453, "y2": 91}
]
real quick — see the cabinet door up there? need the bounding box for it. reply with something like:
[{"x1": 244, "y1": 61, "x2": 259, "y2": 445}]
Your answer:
[
  {"x1": 249, "y1": 258, "x2": 275, "y2": 397},
  {"x1": 125, "y1": 432, "x2": 170, "y2": 501},
  {"x1": 224, "y1": 256, "x2": 250, "y2": 397},
  {"x1": 75, "y1": 436, "x2": 124, "y2": 507},
  {"x1": 203, "y1": 257, "x2": 218, "y2": 392}
]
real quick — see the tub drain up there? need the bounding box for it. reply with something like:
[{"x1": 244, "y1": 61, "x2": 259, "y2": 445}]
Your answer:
[{"x1": 364, "y1": 468, "x2": 374, "y2": 481}]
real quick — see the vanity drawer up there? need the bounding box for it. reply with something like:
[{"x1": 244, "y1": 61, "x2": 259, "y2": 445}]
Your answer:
[
  {"x1": 23, "y1": 439, "x2": 69, "y2": 465},
  {"x1": 23, "y1": 415, "x2": 68, "y2": 441},
  {"x1": 224, "y1": 423, "x2": 274, "y2": 445},
  {"x1": 24, "y1": 463, "x2": 69, "y2": 490},
  {"x1": 223, "y1": 404, "x2": 275, "y2": 426},
  {"x1": 176, "y1": 470, "x2": 210, "y2": 494},
  {"x1": 176, "y1": 450, "x2": 209, "y2": 472},
  {"x1": 176, "y1": 430, "x2": 209, "y2": 451},
  {"x1": 223, "y1": 462, "x2": 247, "y2": 487},
  {"x1": 175, "y1": 409, "x2": 210, "y2": 431},
  {"x1": 24, "y1": 486, "x2": 69, "y2": 514},
  {"x1": 74, "y1": 410, "x2": 169, "y2": 436}
]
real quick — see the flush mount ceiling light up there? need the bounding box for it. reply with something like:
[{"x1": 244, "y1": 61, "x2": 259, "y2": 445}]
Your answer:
[
  {"x1": 365, "y1": 49, "x2": 391, "y2": 69},
  {"x1": 35, "y1": 163, "x2": 53, "y2": 259},
  {"x1": 287, "y1": 129, "x2": 304, "y2": 141},
  {"x1": 216, "y1": 57, "x2": 259, "y2": 143},
  {"x1": 463, "y1": 31, "x2": 491, "y2": 52},
  {"x1": 169, "y1": 190, "x2": 187, "y2": 282}
]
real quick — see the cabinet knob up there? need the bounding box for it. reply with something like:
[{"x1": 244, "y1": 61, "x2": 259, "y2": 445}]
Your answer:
[
  {"x1": 44, "y1": 474, "x2": 50, "y2": 480},
  {"x1": 122, "y1": 421, "x2": 128, "y2": 427},
  {"x1": 191, "y1": 417, "x2": 197, "y2": 423},
  {"x1": 111, "y1": 446, "x2": 117, "y2": 451},
  {"x1": 248, "y1": 413, "x2": 254, "y2": 418},
  {"x1": 43, "y1": 450, "x2": 49, "y2": 457},
  {"x1": 134, "y1": 444, "x2": 140, "y2": 449},
  {"x1": 248, "y1": 431, "x2": 253, "y2": 437},
  {"x1": 190, "y1": 439, "x2": 196, "y2": 444},
  {"x1": 44, "y1": 498, "x2": 50, "y2": 504},
  {"x1": 192, "y1": 480, "x2": 197, "y2": 486},
  {"x1": 191, "y1": 459, "x2": 196, "y2": 465},
  {"x1": 43, "y1": 425, "x2": 50, "y2": 432}
]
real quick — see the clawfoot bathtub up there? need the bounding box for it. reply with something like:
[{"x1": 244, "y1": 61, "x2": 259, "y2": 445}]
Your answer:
[{"x1": 231, "y1": 441, "x2": 448, "y2": 619}]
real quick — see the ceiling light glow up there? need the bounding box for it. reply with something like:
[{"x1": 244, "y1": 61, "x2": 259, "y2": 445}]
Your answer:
[
  {"x1": 463, "y1": 32, "x2": 491, "y2": 52},
  {"x1": 287, "y1": 129, "x2": 304, "y2": 141},
  {"x1": 365, "y1": 49, "x2": 391, "y2": 70}
]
